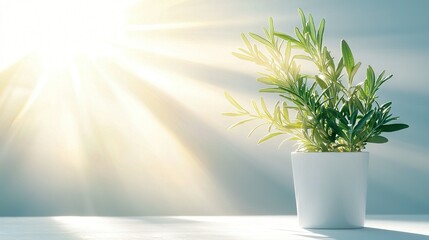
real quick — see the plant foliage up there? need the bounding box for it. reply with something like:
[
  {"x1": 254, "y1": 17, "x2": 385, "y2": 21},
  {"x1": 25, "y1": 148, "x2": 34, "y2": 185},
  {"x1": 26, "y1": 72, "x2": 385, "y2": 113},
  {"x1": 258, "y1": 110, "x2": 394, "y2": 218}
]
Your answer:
[{"x1": 224, "y1": 9, "x2": 408, "y2": 152}]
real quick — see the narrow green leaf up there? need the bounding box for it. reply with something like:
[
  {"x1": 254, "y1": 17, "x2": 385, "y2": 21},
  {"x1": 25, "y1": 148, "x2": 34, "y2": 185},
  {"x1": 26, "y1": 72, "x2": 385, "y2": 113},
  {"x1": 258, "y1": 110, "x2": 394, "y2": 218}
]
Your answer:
[
  {"x1": 350, "y1": 62, "x2": 361, "y2": 81},
  {"x1": 248, "y1": 123, "x2": 267, "y2": 137},
  {"x1": 232, "y1": 52, "x2": 253, "y2": 61},
  {"x1": 354, "y1": 110, "x2": 374, "y2": 133},
  {"x1": 327, "y1": 119, "x2": 348, "y2": 139},
  {"x1": 315, "y1": 75, "x2": 328, "y2": 89},
  {"x1": 249, "y1": 33, "x2": 271, "y2": 47},
  {"x1": 263, "y1": 28, "x2": 270, "y2": 39},
  {"x1": 297, "y1": 8, "x2": 306, "y2": 30},
  {"x1": 317, "y1": 18, "x2": 325, "y2": 48},
  {"x1": 237, "y1": 48, "x2": 250, "y2": 54},
  {"x1": 269, "y1": 17, "x2": 274, "y2": 38},
  {"x1": 367, "y1": 135, "x2": 388, "y2": 143},
  {"x1": 224, "y1": 92, "x2": 246, "y2": 111},
  {"x1": 327, "y1": 108, "x2": 348, "y2": 126},
  {"x1": 274, "y1": 32, "x2": 300, "y2": 45},
  {"x1": 295, "y1": 27, "x2": 306, "y2": 44},
  {"x1": 259, "y1": 88, "x2": 285, "y2": 93},
  {"x1": 377, "y1": 70, "x2": 386, "y2": 82},
  {"x1": 293, "y1": 55, "x2": 312, "y2": 61},
  {"x1": 367, "y1": 65, "x2": 376, "y2": 91},
  {"x1": 257, "y1": 77, "x2": 272, "y2": 85},
  {"x1": 260, "y1": 98, "x2": 272, "y2": 118},
  {"x1": 251, "y1": 100, "x2": 262, "y2": 116},
  {"x1": 222, "y1": 112, "x2": 247, "y2": 117},
  {"x1": 228, "y1": 118, "x2": 255, "y2": 129},
  {"x1": 241, "y1": 33, "x2": 252, "y2": 50},
  {"x1": 284, "y1": 41, "x2": 292, "y2": 64},
  {"x1": 380, "y1": 102, "x2": 392, "y2": 110},
  {"x1": 350, "y1": 110, "x2": 358, "y2": 126},
  {"x1": 377, "y1": 73, "x2": 392, "y2": 88},
  {"x1": 274, "y1": 104, "x2": 282, "y2": 125},
  {"x1": 354, "y1": 96, "x2": 365, "y2": 113},
  {"x1": 335, "y1": 57, "x2": 344, "y2": 77},
  {"x1": 258, "y1": 132, "x2": 284, "y2": 144},
  {"x1": 282, "y1": 102, "x2": 290, "y2": 122},
  {"x1": 379, "y1": 123, "x2": 409, "y2": 132},
  {"x1": 308, "y1": 14, "x2": 317, "y2": 43},
  {"x1": 278, "y1": 137, "x2": 290, "y2": 149},
  {"x1": 341, "y1": 40, "x2": 355, "y2": 75}
]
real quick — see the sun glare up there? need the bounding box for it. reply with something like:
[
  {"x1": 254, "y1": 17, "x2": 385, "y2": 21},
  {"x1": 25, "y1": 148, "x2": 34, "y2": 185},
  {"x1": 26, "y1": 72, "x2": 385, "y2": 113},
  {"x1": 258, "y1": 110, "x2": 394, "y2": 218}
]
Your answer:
[
  {"x1": 1, "y1": 0, "x2": 131, "y2": 69},
  {"x1": 0, "y1": 0, "x2": 235, "y2": 213}
]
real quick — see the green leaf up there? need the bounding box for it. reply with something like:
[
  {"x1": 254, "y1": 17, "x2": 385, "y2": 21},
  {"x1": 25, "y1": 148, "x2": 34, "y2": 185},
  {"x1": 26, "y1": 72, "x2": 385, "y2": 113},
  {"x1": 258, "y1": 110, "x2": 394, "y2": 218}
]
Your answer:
[
  {"x1": 248, "y1": 123, "x2": 267, "y2": 137},
  {"x1": 293, "y1": 55, "x2": 312, "y2": 61},
  {"x1": 350, "y1": 110, "x2": 358, "y2": 126},
  {"x1": 249, "y1": 33, "x2": 271, "y2": 47},
  {"x1": 295, "y1": 27, "x2": 306, "y2": 44},
  {"x1": 222, "y1": 112, "x2": 247, "y2": 117},
  {"x1": 284, "y1": 41, "x2": 292, "y2": 64},
  {"x1": 275, "y1": 32, "x2": 300, "y2": 45},
  {"x1": 252, "y1": 100, "x2": 262, "y2": 116},
  {"x1": 341, "y1": 40, "x2": 355, "y2": 75},
  {"x1": 335, "y1": 57, "x2": 344, "y2": 77},
  {"x1": 232, "y1": 52, "x2": 253, "y2": 61},
  {"x1": 354, "y1": 96, "x2": 365, "y2": 113},
  {"x1": 282, "y1": 102, "x2": 290, "y2": 122},
  {"x1": 377, "y1": 72, "x2": 393, "y2": 87},
  {"x1": 258, "y1": 132, "x2": 284, "y2": 144},
  {"x1": 380, "y1": 102, "x2": 392, "y2": 110},
  {"x1": 237, "y1": 48, "x2": 251, "y2": 55},
  {"x1": 307, "y1": 14, "x2": 317, "y2": 43},
  {"x1": 297, "y1": 8, "x2": 306, "y2": 30},
  {"x1": 269, "y1": 17, "x2": 274, "y2": 38},
  {"x1": 366, "y1": 65, "x2": 376, "y2": 92},
  {"x1": 260, "y1": 98, "x2": 272, "y2": 118},
  {"x1": 350, "y1": 62, "x2": 361, "y2": 81},
  {"x1": 327, "y1": 119, "x2": 348, "y2": 139},
  {"x1": 224, "y1": 92, "x2": 246, "y2": 111},
  {"x1": 379, "y1": 123, "x2": 409, "y2": 132},
  {"x1": 354, "y1": 110, "x2": 374, "y2": 133},
  {"x1": 317, "y1": 18, "x2": 325, "y2": 48},
  {"x1": 315, "y1": 75, "x2": 328, "y2": 89},
  {"x1": 260, "y1": 88, "x2": 285, "y2": 93},
  {"x1": 241, "y1": 33, "x2": 252, "y2": 50},
  {"x1": 228, "y1": 118, "x2": 255, "y2": 129},
  {"x1": 367, "y1": 135, "x2": 388, "y2": 143}
]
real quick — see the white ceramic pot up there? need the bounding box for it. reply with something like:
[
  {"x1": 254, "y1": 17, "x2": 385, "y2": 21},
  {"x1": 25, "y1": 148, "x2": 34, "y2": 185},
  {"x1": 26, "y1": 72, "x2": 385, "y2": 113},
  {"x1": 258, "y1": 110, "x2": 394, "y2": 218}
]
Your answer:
[{"x1": 291, "y1": 152, "x2": 369, "y2": 229}]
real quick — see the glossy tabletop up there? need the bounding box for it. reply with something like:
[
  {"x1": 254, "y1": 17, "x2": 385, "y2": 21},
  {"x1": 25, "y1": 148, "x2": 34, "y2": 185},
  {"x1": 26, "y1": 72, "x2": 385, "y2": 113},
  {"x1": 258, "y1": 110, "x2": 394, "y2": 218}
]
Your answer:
[{"x1": 0, "y1": 215, "x2": 428, "y2": 240}]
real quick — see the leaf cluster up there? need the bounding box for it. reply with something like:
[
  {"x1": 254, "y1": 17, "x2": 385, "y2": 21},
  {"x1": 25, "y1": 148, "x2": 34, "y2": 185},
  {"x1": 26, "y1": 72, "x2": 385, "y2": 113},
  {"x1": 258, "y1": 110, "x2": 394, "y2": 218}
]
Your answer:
[{"x1": 225, "y1": 9, "x2": 408, "y2": 152}]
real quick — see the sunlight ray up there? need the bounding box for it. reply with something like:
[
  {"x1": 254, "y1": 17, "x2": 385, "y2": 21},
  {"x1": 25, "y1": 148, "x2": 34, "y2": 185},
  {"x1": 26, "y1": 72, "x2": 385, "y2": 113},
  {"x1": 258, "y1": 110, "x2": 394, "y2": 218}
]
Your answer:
[
  {"x1": 10, "y1": 70, "x2": 51, "y2": 129},
  {"x1": 128, "y1": 22, "x2": 214, "y2": 31},
  {"x1": 0, "y1": 0, "x2": 268, "y2": 215},
  {"x1": 87, "y1": 59, "x2": 234, "y2": 213},
  {"x1": 106, "y1": 50, "x2": 229, "y2": 124}
]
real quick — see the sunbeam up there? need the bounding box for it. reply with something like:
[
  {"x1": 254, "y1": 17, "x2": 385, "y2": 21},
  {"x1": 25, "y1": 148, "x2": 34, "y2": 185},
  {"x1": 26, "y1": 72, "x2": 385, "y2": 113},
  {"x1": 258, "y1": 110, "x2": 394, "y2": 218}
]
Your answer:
[
  {"x1": 0, "y1": 0, "x2": 134, "y2": 67},
  {"x1": 0, "y1": 0, "x2": 242, "y2": 215}
]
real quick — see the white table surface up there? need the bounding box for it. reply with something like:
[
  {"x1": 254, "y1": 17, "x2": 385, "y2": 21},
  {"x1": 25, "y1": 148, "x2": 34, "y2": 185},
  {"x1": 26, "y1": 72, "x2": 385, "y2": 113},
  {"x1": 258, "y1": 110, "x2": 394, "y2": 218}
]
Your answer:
[{"x1": 0, "y1": 215, "x2": 428, "y2": 240}]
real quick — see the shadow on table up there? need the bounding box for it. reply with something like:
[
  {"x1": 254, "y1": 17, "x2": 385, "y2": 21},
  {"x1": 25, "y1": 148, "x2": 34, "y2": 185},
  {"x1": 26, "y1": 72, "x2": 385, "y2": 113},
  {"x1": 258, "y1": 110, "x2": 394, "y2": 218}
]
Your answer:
[{"x1": 297, "y1": 227, "x2": 429, "y2": 240}]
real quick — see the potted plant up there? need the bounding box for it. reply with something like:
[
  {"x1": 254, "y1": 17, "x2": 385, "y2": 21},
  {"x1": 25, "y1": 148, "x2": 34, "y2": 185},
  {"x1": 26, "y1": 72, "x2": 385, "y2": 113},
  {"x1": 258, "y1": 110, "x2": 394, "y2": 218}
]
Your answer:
[{"x1": 224, "y1": 9, "x2": 408, "y2": 229}]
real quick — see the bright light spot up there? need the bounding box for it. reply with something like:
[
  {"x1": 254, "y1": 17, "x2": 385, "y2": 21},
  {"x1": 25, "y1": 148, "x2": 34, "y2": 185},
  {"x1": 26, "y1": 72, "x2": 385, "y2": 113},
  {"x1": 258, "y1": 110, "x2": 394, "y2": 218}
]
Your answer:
[
  {"x1": 53, "y1": 217, "x2": 132, "y2": 239},
  {"x1": 0, "y1": 0, "x2": 133, "y2": 69}
]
